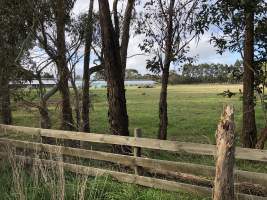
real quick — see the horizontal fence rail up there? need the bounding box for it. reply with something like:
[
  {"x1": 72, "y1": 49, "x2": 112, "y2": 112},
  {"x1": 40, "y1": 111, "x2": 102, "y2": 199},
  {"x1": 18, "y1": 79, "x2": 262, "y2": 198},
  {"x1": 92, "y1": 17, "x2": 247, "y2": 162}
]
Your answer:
[
  {"x1": 0, "y1": 138, "x2": 266, "y2": 186},
  {"x1": 0, "y1": 153, "x2": 265, "y2": 200},
  {"x1": 1, "y1": 124, "x2": 267, "y2": 163},
  {"x1": 0, "y1": 124, "x2": 267, "y2": 199}
]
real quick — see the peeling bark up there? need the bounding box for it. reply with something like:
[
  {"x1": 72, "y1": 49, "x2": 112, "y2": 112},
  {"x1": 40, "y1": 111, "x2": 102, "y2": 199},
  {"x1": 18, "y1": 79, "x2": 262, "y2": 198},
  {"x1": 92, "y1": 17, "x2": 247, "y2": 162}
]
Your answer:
[{"x1": 213, "y1": 105, "x2": 235, "y2": 200}]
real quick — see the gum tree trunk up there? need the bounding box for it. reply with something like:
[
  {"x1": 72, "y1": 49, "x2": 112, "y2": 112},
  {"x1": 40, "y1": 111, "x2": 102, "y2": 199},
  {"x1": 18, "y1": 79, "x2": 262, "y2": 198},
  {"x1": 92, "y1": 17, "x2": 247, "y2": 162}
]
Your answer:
[
  {"x1": 39, "y1": 102, "x2": 51, "y2": 129},
  {"x1": 55, "y1": 0, "x2": 74, "y2": 131},
  {"x1": 0, "y1": 65, "x2": 12, "y2": 125},
  {"x1": 0, "y1": 80, "x2": 12, "y2": 125},
  {"x1": 98, "y1": 0, "x2": 129, "y2": 140},
  {"x1": 120, "y1": 0, "x2": 135, "y2": 78},
  {"x1": 158, "y1": 1, "x2": 174, "y2": 140},
  {"x1": 82, "y1": 0, "x2": 94, "y2": 132},
  {"x1": 242, "y1": 8, "x2": 257, "y2": 148},
  {"x1": 158, "y1": 68, "x2": 169, "y2": 140}
]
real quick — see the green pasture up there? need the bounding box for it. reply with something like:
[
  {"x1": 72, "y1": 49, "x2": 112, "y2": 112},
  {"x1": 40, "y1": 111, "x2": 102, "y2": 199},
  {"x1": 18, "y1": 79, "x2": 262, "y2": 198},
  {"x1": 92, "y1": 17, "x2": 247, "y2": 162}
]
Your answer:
[{"x1": 2, "y1": 84, "x2": 266, "y2": 200}]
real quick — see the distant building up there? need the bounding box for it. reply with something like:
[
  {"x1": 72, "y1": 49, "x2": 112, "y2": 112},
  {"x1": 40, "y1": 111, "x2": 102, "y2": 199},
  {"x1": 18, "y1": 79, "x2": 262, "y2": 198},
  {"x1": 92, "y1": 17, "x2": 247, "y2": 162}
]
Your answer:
[
  {"x1": 10, "y1": 79, "x2": 57, "y2": 88},
  {"x1": 10, "y1": 79, "x2": 156, "y2": 89},
  {"x1": 87, "y1": 80, "x2": 156, "y2": 88}
]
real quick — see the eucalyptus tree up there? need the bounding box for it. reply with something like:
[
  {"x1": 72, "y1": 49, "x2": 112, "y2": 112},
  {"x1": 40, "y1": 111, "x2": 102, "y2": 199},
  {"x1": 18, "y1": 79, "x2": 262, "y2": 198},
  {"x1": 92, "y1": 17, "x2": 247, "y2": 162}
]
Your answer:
[
  {"x1": 137, "y1": 0, "x2": 209, "y2": 139},
  {"x1": 98, "y1": 0, "x2": 136, "y2": 151},
  {"x1": 15, "y1": 57, "x2": 58, "y2": 129},
  {"x1": 82, "y1": 0, "x2": 94, "y2": 132},
  {"x1": 0, "y1": 0, "x2": 34, "y2": 124},
  {"x1": 112, "y1": 0, "x2": 136, "y2": 78},
  {"x1": 98, "y1": 0, "x2": 136, "y2": 140},
  {"x1": 14, "y1": 4, "x2": 87, "y2": 130},
  {"x1": 26, "y1": 0, "x2": 81, "y2": 131},
  {"x1": 210, "y1": 0, "x2": 267, "y2": 148}
]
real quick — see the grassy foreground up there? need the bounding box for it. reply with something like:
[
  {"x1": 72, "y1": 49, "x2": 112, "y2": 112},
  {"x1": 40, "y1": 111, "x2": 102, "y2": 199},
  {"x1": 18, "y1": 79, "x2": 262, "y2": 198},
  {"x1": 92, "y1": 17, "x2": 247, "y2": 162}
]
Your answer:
[{"x1": 1, "y1": 84, "x2": 266, "y2": 199}]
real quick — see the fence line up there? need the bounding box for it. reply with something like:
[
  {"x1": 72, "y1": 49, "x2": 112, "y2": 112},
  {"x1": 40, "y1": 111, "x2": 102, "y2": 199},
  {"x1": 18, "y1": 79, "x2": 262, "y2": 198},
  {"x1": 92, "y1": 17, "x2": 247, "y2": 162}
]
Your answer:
[
  {"x1": 1, "y1": 124, "x2": 267, "y2": 162},
  {"x1": 0, "y1": 153, "x2": 265, "y2": 200},
  {"x1": 0, "y1": 124, "x2": 267, "y2": 199},
  {"x1": 0, "y1": 138, "x2": 266, "y2": 186}
]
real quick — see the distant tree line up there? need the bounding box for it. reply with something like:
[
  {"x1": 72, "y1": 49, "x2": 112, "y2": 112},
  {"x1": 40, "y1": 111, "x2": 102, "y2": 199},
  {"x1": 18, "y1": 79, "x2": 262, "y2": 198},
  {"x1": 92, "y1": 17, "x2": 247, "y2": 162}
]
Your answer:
[
  {"x1": 169, "y1": 60, "x2": 243, "y2": 84},
  {"x1": 109, "y1": 60, "x2": 243, "y2": 84}
]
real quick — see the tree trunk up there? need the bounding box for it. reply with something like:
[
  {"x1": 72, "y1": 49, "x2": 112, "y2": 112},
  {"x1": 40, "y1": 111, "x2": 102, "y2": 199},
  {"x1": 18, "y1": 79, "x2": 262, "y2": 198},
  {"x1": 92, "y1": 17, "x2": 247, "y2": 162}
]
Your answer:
[
  {"x1": 82, "y1": 0, "x2": 94, "y2": 133},
  {"x1": 0, "y1": 81, "x2": 12, "y2": 125},
  {"x1": 39, "y1": 84, "x2": 58, "y2": 129},
  {"x1": 158, "y1": 68, "x2": 169, "y2": 140},
  {"x1": 39, "y1": 103, "x2": 51, "y2": 129},
  {"x1": 55, "y1": 0, "x2": 74, "y2": 131},
  {"x1": 98, "y1": 0, "x2": 129, "y2": 140},
  {"x1": 112, "y1": 0, "x2": 120, "y2": 41},
  {"x1": 242, "y1": 8, "x2": 257, "y2": 148},
  {"x1": 71, "y1": 76, "x2": 81, "y2": 130},
  {"x1": 120, "y1": 0, "x2": 135, "y2": 78},
  {"x1": 0, "y1": 65, "x2": 12, "y2": 125},
  {"x1": 255, "y1": 127, "x2": 267, "y2": 149},
  {"x1": 213, "y1": 105, "x2": 235, "y2": 200},
  {"x1": 158, "y1": 1, "x2": 174, "y2": 140}
]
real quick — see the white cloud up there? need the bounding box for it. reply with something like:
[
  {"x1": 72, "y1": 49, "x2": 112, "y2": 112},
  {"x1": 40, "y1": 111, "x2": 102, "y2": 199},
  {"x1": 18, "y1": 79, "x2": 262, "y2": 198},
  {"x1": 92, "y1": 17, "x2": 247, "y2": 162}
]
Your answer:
[
  {"x1": 189, "y1": 33, "x2": 241, "y2": 65},
  {"x1": 126, "y1": 35, "x2": 151, "y2": 74}
]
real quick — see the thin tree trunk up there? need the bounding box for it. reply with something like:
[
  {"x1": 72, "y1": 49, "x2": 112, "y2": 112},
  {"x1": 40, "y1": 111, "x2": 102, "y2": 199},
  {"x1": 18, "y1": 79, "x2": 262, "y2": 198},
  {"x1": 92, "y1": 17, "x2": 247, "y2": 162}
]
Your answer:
[
  {"x1": 112, "y1": 0, "x2": 120, "y2": 41},
  {"x1": 82, "y1": 0, "x2": 94, "y2": 133},
  {"x1": 0, "y1": 81, "x2": 12, "y2": 125},
  {"x1": 0, "y1": 65, "x2": 12, "y2": 125},
  {"x1": 55, "y1": 0, "x2": 74, "y2": 131},
  {"x1": 158, "y1": 1, "x2": 174, "y2": 140},
  {"x1": 255, "y1": 127, "x2": 267, "y2": 149},
  {"x1": 39, "y1": 101, "x2": 51, "y2": 129},
  {"x1": 71, "y1": 76, "x2": 81, "y2": 130},
  {"x1": 242, "y1": 8, "x2": 257, "y2": 148},
  {"x1": 40, "y1": 84, "x2": 58, "y2": 129},
  {"x1": 98, "y1": 0, "x2": 130, "y2": 140},
  {"x1": 158, "y1": 68, "x2": 169, "y2": 140},
  {"x1": 213, "y1": 105, "x2": 235, "y2": 200},
  {"x1": 120, "y1": 0, "x2": 135, "y2": 78},
  {"x1": 39, "y1": 101, "x2": 54, "y2": 144}
]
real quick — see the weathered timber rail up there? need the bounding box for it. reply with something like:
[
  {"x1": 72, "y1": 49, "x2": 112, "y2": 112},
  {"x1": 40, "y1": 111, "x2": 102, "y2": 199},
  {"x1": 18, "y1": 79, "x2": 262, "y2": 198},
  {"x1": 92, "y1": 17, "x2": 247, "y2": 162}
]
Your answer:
[
  {"x1": 0, "y1": 153, "x2": 265, "y2": 200},
  {"x1": 0, "y1": 138, "x2": 266, "y2": 186},
  {"x1": 0, "y1": 124, "x2": 267, "y2": 200},
  {"x1": 1, "y1": 124, "x2": 267, "y2": 162}
]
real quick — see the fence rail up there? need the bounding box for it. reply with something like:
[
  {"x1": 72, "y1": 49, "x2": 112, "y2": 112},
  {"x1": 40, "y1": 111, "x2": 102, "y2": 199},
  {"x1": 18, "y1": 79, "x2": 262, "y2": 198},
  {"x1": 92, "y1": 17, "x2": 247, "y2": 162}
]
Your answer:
[
  {"x1": 0, "y1": 124, "x2": 267, "y2": 199},
  {"x1": 1, "y1": 124, "x2": 267, "y2": 162}
]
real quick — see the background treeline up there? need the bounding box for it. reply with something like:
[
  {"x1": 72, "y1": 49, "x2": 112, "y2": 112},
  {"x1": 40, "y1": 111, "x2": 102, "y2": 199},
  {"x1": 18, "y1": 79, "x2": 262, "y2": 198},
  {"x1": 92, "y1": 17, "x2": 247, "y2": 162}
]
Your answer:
[
  {"x1": 169, "y1": 60, "x2": 243, "y2": 84},
  {"x1": 121, "y1": 60, "x2": 243, "y2": 84}
]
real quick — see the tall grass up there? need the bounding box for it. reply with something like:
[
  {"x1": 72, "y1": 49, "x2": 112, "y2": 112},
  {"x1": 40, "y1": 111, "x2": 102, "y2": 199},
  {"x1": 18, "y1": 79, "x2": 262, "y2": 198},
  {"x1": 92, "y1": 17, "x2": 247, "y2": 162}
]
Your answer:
[{"x1": 0, "y1": 146, "x2": 207, "y2": 200}]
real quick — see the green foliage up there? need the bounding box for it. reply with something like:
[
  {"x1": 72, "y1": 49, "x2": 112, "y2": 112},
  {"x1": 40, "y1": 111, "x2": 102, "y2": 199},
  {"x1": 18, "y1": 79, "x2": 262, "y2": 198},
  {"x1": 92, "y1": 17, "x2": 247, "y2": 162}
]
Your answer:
[
  {"x1": 210, "y1": 0, "x2": 266, "y2": 58},
  {"x1": 167, "y1": 61, "x2": 243, "y2": 84},
  {"x1": 13, "y1": 88, "x2": 39, "y2": 103},
  {"x1": 136, "y1": 0, "x2": 209, "y2": 74},
  {"x1": 125, "y1": 69, "x2": 142, "y2": 80}
]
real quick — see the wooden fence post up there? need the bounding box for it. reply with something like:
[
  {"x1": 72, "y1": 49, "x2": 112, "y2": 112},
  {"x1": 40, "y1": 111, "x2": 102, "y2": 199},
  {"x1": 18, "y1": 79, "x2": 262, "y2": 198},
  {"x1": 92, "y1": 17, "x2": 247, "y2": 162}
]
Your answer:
[
  {"x1": 213, "y1": 105, "x2": 235, "y2": 200},
  {"x1": 134, "y1": 128, "x2": 143, "y2": 175}
]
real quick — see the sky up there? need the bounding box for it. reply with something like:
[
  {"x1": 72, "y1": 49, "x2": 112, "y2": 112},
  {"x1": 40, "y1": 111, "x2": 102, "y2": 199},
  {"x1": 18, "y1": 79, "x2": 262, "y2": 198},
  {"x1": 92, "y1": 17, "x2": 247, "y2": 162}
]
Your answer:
[{"x1": 72, "y1": 0, "x2": 241, "y2": 75}]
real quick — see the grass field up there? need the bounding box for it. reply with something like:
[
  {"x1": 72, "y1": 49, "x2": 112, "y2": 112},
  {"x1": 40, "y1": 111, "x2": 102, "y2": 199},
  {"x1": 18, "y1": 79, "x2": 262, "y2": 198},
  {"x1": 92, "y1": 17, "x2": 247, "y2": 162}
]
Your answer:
[
  {"x1": 2, "y1": 84, "x2": 267, "y2": 200},
  {"x1": 12, "y1": 84, "x2": 266, "y2": 144}
]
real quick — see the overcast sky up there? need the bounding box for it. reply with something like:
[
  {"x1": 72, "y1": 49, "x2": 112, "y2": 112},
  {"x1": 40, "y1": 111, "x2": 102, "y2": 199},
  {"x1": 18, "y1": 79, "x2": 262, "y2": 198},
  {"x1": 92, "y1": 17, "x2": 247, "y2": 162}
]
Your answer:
[{"x1": 72, "y1": 0, "x2": 241, "y2": 75}]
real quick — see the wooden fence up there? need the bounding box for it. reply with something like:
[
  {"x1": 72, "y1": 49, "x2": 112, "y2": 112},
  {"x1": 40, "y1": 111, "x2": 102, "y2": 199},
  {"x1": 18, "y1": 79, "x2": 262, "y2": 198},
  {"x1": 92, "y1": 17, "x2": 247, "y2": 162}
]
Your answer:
[{"x1": 0, "y1": 124, "x2": 267, "y2": 200}]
